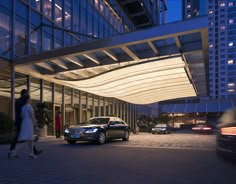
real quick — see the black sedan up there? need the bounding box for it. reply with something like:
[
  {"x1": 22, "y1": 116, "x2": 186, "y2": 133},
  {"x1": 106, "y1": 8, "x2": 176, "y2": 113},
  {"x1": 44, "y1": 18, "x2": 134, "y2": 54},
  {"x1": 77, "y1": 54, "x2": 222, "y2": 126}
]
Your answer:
[
  {"x1": 64, "y1": 116, "x2": 130, "y2": 144},
  {"x1": 152, "y1": 124, "x2": 171, "y2": 134},
  {"x1": 216, "y1": 109, "x2": 236, "y2": 161}
]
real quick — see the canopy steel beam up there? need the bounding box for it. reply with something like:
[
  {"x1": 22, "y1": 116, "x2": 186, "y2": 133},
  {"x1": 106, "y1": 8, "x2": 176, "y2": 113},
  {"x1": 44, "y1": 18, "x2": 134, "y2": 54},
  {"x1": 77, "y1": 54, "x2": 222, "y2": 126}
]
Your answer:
[{"x1": 14, "y1": 16, "x2": 208, "y2": 66}]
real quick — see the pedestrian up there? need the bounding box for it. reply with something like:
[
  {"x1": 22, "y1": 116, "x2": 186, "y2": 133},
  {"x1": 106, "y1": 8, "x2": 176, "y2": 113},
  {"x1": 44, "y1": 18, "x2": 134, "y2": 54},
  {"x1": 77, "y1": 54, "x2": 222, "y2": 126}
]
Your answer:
[
  {"x1": 55, "y1": 111, "x2": 61, "y2": 138},
  {"x1": 17, "y1": 95, "x2": 38, "y2": 159},
  {"x1": 8, "y1": 89, "x2": 42, "y2": 159}
]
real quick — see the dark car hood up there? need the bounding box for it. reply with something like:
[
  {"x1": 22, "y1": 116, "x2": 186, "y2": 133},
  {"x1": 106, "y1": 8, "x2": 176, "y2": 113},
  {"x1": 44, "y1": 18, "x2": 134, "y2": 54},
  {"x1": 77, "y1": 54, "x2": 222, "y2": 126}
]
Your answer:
[{"x1": 69, "y1": 124, "x2": 106, "y2": 129}]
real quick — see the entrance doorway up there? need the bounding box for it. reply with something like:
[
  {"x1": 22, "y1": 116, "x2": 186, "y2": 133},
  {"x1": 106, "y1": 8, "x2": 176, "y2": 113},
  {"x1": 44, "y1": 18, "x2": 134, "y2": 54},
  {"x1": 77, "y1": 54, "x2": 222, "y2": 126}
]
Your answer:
[{"x1": 48, "y1": 104, "x2": 61, "y2": 136}]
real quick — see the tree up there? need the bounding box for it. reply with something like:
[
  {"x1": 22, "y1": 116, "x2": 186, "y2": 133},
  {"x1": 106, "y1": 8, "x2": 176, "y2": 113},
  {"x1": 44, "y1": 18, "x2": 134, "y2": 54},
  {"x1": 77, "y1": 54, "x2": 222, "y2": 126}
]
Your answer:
[
  {"x1": 156, "y1": 114, "x2": 172, "y2": 125},
  {"x1": 35, "y1": 102, "x2": 51, "y2": 128}
]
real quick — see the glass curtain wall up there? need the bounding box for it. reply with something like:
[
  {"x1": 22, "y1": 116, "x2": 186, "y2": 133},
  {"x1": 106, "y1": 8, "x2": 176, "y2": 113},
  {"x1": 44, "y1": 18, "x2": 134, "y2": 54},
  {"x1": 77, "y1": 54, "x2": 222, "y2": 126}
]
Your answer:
[{"x1": 0, "y1": 0, "x2": 135, "y2": 59}]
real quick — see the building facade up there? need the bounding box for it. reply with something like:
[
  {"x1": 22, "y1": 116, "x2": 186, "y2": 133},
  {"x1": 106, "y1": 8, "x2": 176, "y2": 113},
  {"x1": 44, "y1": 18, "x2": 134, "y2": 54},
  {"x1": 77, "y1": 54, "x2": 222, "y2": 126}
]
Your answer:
[
  {"x1": 159, "y1": 0, "x2": 236, "y2": 126},
  {"x1": 208, "y1": 0, "x2": 236, "y2": 99},
  {"x1": 0, "y1": 0, "x2": 163, "y2": 134}
]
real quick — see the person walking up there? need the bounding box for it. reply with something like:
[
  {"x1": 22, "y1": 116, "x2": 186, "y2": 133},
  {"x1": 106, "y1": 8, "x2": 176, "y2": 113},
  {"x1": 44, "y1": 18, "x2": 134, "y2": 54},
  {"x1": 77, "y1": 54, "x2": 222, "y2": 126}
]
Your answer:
[
  {"x1": 8, "y1": 89, "x2": 42, "y2": 159},
  {"x1": 17, "y1": 95, "x2": 38, "y2": 159},
  {"x1": 55, "y1": 111, "x2": 61, "y2": 138}
]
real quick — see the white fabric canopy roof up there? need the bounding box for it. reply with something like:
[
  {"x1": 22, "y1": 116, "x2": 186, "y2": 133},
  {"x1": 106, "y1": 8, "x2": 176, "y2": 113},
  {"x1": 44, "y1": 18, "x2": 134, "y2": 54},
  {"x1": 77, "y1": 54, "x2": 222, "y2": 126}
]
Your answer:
[{"x1": 65, "y1": 57, "x2": 196, "y2": 104}]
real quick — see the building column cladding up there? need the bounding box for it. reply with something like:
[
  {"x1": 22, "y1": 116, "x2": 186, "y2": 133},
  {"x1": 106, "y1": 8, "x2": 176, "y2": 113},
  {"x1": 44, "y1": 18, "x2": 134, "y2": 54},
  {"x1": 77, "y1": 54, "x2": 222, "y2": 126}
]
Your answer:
[
  {"x1": 10, "y1": 63, "x2": 15, "y2": 121},
  {"x1": 61, "y1": 86, "x2": 65, "y2": 131}
]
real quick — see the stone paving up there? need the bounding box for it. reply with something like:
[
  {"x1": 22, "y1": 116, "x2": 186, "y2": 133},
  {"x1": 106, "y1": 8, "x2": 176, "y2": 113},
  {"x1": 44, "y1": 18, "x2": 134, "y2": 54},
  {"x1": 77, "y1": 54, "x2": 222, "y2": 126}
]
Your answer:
[
  {"x1": 117, "y1": 132, "x2": 216, "y2": 151},
  {"x1": 1, "y1": 132, "x2": 234, "y2": 184}
]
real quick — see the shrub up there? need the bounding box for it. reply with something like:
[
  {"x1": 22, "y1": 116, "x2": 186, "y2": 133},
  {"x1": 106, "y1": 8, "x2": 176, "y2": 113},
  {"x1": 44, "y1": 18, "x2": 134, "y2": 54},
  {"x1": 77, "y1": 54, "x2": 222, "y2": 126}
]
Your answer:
[
  {"x1": 0, "y1": 112, "x2": 14, "y2": 133},
  {"x1": 35, "y1": 102, "x2": 51, "y2": 128}
]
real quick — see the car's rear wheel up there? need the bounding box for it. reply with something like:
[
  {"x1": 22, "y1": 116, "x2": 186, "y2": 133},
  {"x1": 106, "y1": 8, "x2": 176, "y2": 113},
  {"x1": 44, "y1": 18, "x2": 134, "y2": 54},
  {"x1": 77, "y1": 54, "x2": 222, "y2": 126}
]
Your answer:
[
  {"x1": 97, "y1": 132, "x2": 106, "y2": 144},
  {"x1": 67, "y1": 140, "x2": 76, "y2": 144},
  {"x1": 123, "y1": 130, "x2": 129, "y2": 141}
]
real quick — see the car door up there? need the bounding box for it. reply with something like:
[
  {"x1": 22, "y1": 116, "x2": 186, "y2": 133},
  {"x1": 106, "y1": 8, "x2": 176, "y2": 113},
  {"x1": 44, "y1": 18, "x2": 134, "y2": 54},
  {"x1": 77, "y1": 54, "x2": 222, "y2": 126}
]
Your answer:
[
  {"x1": 107, "y1": 121, "x2": 119, "y2": 139},
  {"x1": 116, "y1": 121, "x2": 127, "y2": 138}
]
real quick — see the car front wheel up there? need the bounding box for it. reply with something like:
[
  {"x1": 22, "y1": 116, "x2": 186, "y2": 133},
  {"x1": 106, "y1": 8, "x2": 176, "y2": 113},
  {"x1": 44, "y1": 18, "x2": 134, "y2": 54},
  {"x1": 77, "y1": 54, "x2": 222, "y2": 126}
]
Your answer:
[
  {"x1": 123, "y1": 130, "x2": 129, "y2": 141},
  {"x1": 97, "y1": 132, "x2": 106, "y2": 144}
]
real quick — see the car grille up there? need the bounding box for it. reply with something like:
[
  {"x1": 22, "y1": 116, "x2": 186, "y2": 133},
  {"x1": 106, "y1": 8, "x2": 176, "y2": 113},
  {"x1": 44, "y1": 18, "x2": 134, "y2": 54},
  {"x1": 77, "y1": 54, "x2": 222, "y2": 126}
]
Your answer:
[{"x1": 69, "y1": 128, "x2": 86, "y2": 134}]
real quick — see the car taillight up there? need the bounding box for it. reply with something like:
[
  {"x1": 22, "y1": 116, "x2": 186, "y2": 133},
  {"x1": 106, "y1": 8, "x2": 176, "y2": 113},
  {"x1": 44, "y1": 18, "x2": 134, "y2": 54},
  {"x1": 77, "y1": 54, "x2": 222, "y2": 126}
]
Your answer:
[
  {"x1": 192, "y1": 127, "x2": 201, "y2": 130},
  {"x1": 203, "y1": 127, "x2": 212, "y2": 131},
  {"x1": 221, "y1": 127, "x2": 236, "y2": 136}
]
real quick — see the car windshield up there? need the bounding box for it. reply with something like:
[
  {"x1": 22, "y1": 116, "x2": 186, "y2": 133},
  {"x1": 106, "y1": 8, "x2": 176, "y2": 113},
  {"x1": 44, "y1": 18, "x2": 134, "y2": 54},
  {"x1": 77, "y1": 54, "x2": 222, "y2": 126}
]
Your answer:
[
  {"x1": 155, "y1": 124, "x2": 167, "y2": 128},
  {"x1": 81, "y1": 118, "x2": 110, "y2": 125}
]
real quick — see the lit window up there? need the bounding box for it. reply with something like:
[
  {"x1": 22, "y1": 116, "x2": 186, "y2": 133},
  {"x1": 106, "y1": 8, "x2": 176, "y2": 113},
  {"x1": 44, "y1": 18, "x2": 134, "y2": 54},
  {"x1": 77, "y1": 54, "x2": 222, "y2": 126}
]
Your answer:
[
  {"x1": 187, "y1": 4, "x2": 191, "y2": 8},
  {"x1": 221, "y1": 25, "x2": 226, "y2": 30},
  {"x1": 228, "y1": 83, "x2": 235, "y2": 87},
  {"x1": 209, "y1": 44, "x2": 213, "y2": 48},
  {"x1": 228, "y1": 60, "x2": 234, "y2": 64},
  {"x1": 229, "y1": 2, "x2": 234, "y2": 6},
  {"x1": 221, "y1": 2, "x2": 226, "y2": 7},
  {"x1": 229, "y1": 19, "x2": 234, "y2": 24},
  {"x1": 187, "y1": 14, "x2": 191, "y2": 18},
  {"x1": 228, "y1": 89, "x2": 235, "y2": 93},
  {"x1": 210, "y1": 22, "x2": 214, "y2": 26},
  {"x1": 228, "y1": 42, "x2": 234, "y2": 46},
  {"x1": 209, "y1": 10, "x2": 213, "y2": 14}
]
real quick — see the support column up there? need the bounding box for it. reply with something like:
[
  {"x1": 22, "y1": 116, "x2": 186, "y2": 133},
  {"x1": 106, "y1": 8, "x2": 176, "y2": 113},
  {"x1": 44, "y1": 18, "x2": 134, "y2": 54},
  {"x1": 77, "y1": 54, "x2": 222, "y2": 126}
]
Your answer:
[
  {"x1": 134, "y1": 104, "x2": 137, "y2": 130},
  {"x1": 26, "y1": 75, "x2": 31, "y2": 94},
  {"x1": 62, "y1": 86, "x2": 65, "y2": 131},
  {"x1": 86, "y1": 93, "x2": 89, "y2": 120},
  {"x1": 78, "y1": 90, "x2": 82, "y2": 123},
  {"x1": 71, "y1": 88, "x2": 75, "y2": 125},
  {"x1": 133, "y1": 104, "x2": 136, "y2": 131},
  {"x1": 123, "y1": 103, "x2": 126, "y2": 122},
  {"x1": 40, "y1": 79, "x2": 44, "y2": 103},
  {"x1": 117, "y1": 101, "x2": 119, "y2": 117},
  {"x1": 98, "y1": 96, "x2": 101, "y2": 116},
  {"x1": 92, "y1": 94, "x2": 95, "y2": 117},
  {"x1": 112, "y1": 100, "x2": 115, "y2": 115},
  {"x1": 130, "y1": 104, "x2": 133, "y2": 131},
  {"x1": 10, "y1": 63, "x2": 15, "y2": 121},
  {"x1": 108, "y1": 99, "x2": 111, "y2": 116},
  {"x1": 71, "y1": 88, "x2": 74, "y2": 106},
  {"x1": 120, "y1": 102, "x2": 123, "y2": 120},
  {"x1": 126, "y1": 103, "x2": 129, "y2": 124},
  {"x1": 103, "y1": 97, "x2": 106, "y2": 116},
  {"x1": 52, "y1": 83, "x2": 55, "y2": 135},
  {"x1": 128, "y1": 103, "x2": 133, "y2": 128}
]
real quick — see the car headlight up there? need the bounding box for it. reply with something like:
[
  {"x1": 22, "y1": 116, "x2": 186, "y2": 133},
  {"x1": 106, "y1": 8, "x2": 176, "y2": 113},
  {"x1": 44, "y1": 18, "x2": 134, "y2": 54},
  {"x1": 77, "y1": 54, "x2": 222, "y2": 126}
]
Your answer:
[
  {"x1": 65, "y1": 128, "x2": 70, "y2": 133},
  {"x1": 85, "y1": 128, "x2": 98, "y2": 134},
  {"x1": 152, "y1": 128, "x2": 155, "y2": 131}
]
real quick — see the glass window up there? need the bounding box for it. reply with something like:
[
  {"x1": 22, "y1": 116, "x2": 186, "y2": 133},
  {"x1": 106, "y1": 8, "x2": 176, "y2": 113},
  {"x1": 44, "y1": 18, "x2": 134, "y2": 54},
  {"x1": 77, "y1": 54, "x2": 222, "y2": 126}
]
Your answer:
[
  {"x1": 228, "y1": 42, "x2": 234, "y2": 47},
  {"x1": 64, "y1": 0, "x2": 72, "y2": 29},
  {"x1": 229, "y1": 2, "x2": 234, "y2": 7},
  {"x1": 228, "y1": 83, "x2": 235, "y2": 87},
  {"x1": 54, "y1": 0, "x2": 62, "y2": 26},
  {"x1": 31, "y1": 11, "x2": 41, "y2": 54},
  {"x1": 15, "y1": 16, "x2": 27, "y2": 56},
  {"x1": 42, "y1": 20, "x2": 52, "y2": 50},
  {"x1": 0, "y1": 7, "x2": 11, "y2": 58},
  {"x1": 31, "y1": 0, "x2": 41, "y2": 12},
  {"x1": 228, "y1": 60, "x2": 234, "y2": 64},
  {"x1": 229, "y1": 19, "x2": 234, "y2": 24},
  {"x1": 43, "y1": 0, "x2": 52, "y2": 19}
]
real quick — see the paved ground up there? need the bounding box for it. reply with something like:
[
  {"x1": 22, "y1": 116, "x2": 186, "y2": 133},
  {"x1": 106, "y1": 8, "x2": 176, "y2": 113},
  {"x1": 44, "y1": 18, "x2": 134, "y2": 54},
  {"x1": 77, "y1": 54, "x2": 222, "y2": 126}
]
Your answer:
[{"x1": 0, "y1": 132, "x2": 235, "y2": 184}]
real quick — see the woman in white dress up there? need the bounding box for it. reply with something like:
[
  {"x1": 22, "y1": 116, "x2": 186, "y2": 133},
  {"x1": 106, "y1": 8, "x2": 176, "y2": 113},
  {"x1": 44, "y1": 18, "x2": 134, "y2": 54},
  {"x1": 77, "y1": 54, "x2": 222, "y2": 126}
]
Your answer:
[{"x1": 18, "y1": 95, "x2": 38, "y2": 159}]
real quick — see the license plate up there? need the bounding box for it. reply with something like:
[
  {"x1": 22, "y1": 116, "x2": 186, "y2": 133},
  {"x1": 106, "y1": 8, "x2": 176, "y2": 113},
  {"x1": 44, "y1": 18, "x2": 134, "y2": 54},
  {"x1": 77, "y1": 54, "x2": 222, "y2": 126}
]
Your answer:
[{"x1": 71, "y1": 134, "x2": 80, "y2": 138}]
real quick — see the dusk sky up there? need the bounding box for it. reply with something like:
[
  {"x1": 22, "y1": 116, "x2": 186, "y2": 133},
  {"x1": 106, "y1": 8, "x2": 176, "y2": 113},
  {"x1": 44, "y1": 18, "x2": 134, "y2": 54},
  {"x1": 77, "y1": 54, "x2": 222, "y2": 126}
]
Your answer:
[{"x1": 166, "y1": 0, "x2": 182, "y2": 23}]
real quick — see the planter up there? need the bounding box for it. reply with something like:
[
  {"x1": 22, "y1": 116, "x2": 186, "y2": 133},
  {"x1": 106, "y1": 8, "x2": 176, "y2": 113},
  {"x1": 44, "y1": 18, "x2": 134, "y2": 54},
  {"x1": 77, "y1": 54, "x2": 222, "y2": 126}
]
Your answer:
[{"x1": 38, "y1": 126, "x2": 47, "y2": 137}]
